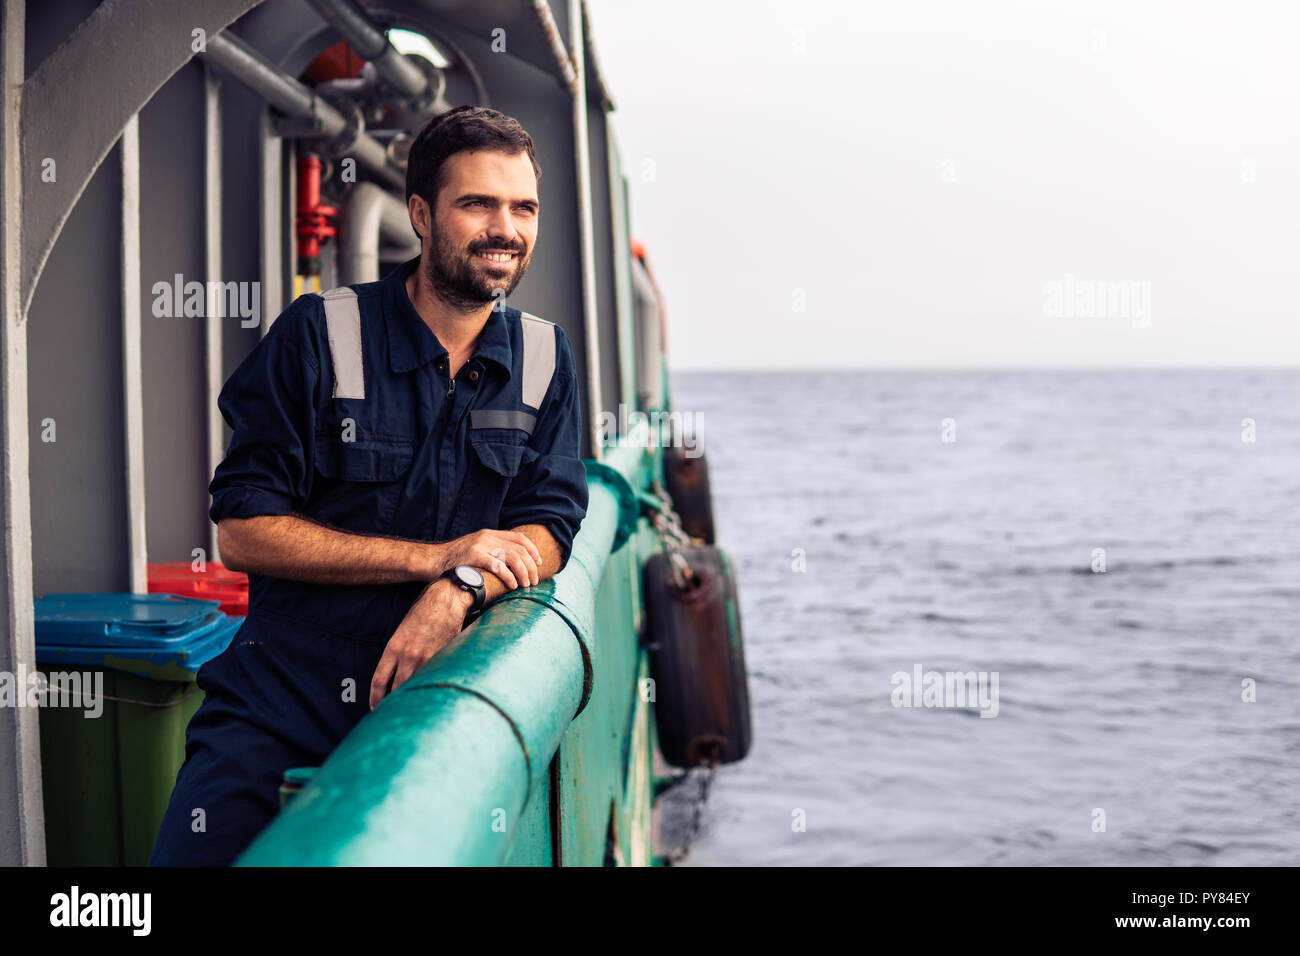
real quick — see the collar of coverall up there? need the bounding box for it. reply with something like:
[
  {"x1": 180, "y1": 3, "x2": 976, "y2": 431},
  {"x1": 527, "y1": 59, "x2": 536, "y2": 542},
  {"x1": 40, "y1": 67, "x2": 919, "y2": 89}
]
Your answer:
[{"x1": 382, "y1": 255, "x2": 515, "y2": 377}]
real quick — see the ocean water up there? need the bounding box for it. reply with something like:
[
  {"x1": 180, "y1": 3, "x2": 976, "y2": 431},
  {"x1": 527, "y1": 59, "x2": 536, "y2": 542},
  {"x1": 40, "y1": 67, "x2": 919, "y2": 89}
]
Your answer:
[{"x1": 659, "y1": 369, "x2": 1300, "y2": 866}]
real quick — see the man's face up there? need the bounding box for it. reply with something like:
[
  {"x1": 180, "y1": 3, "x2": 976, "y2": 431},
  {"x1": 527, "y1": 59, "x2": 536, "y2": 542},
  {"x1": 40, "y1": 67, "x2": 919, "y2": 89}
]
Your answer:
[{"x1": 418, "y1": 149, "x2": 539, "y2": 310}]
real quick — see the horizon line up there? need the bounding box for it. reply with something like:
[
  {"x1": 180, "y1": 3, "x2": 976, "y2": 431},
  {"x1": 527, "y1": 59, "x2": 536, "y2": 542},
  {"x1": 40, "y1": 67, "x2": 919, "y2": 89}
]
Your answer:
[{"x1": 668, "y1": 364, "x2": 1300, "y2": 374}]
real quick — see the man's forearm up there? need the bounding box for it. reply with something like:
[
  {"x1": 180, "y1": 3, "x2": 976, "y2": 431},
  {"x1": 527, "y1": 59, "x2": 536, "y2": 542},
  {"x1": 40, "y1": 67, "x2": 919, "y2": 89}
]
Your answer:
[
  {"x1": 218, "y1": 514, "x2": 442, "y2": 585},
  {"x1": 479, "y1": 524, "x2": 563, "y2": 606}
]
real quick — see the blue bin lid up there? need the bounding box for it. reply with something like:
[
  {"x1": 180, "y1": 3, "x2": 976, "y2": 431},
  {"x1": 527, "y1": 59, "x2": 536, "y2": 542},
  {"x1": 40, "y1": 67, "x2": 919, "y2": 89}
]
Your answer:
[
  {"x1": 33, "y1": 594, "x2": 240, "y2": 680},
  {"x1": 35, "y1": 593, "x2": 226, "y2": 647}
]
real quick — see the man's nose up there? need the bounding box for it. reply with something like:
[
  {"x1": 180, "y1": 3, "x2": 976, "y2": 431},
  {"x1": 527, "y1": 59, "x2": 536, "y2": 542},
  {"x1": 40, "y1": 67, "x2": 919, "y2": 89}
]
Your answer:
[{"x1": 486, "y1": 206, "x2": 521, "y2": 247}]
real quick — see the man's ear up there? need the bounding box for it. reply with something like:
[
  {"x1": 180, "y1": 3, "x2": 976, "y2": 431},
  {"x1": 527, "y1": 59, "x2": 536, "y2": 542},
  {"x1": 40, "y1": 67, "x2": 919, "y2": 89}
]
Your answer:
[{"x1": 408, "y1": 194, "x2": 430, "y2": 240}]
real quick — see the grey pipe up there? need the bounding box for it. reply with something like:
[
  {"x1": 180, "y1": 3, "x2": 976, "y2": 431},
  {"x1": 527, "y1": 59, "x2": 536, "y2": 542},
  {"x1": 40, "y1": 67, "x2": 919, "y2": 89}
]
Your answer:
[
  {"x1": 202, "y1": 33, "x2": 404, "y2": 189},
  {"x1": 339, "y1": 183, "x2": 420, "y2": 284},
  {"x1": 305, "y1": 0, "x2": 428, "y2": 98},
  {"x1": 531, "y1": 0, "x2": 577, "y2": 91}
]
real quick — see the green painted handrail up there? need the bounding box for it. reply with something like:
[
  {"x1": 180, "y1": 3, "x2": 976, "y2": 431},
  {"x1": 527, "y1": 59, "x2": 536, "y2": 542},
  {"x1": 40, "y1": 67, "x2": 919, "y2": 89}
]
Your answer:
[{"x1": 236, "y1": 438, "x2": 645, "y2": 866}]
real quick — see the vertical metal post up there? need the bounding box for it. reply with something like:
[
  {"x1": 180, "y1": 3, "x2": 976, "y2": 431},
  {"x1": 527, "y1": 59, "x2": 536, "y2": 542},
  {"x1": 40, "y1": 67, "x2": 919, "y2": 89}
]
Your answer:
[
  {"x1": 259, "y1": 106, "x2": 283, "y2": 336},
  {"x1": 569, "y1": 0, "x2": 604, "y2": 461},
  {"x1": 204, "y1": 67, "x2": 223, "y2": 561},
  {"x1": 606, "y1": 128, "x2": 637, "y2": 418},
  {"x1": 0, "y1": 0, "x2": 46, "y2": 866},
  {"x1": 121, "y1": 114, "x2": 148, "y2": 593},
  {"x1": 279, "y1": 137, "x2": 298, "y2": 326}
]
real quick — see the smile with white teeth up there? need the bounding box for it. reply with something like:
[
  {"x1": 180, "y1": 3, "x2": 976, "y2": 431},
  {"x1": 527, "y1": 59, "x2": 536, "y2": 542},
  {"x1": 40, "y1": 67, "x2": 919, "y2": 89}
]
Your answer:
[{"x1": 478, "y1": 251, "x2": 517, "y2": 263}]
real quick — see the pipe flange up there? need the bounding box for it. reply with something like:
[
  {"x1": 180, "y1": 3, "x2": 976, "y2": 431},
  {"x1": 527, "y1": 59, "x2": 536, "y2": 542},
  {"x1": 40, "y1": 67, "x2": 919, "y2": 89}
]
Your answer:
[
  {"x1": 386, "y1": 133, "x2": 413, "y2": 169},
  {"x1": 400, "y1": 53, "x2": 446, "y2": 114},
  {"x1": 315, "y1": 86, "x2": 366, "y2": 157}
]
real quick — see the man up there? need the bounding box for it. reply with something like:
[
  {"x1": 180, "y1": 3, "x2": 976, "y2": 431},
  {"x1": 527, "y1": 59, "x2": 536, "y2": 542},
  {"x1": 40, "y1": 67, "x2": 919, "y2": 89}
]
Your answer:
[{"x1": 150, "y1": 105, "x2": 589, "y2": 866}]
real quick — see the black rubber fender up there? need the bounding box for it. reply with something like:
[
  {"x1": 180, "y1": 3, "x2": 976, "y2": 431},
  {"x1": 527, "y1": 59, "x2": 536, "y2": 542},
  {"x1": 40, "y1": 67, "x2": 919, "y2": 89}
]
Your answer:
[
  {"x1": 643, "y1": 545, "x2": 752, "y2": 768},
  {"x1": 663, "y1": 445, "x2": 716, "y2": 544}
]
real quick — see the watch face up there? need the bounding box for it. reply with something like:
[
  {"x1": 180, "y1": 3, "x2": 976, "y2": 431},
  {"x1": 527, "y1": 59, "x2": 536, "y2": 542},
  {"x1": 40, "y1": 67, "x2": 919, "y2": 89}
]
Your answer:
[{"x1": 456, "y1": 565, "x2": 485, "y2": 588}]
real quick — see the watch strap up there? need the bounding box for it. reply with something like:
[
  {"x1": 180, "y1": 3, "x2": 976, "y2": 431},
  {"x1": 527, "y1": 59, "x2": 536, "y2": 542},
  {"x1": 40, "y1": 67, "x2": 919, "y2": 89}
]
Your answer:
[{"x1": 444, "y1": 567, "x2": 485, "y2": 626}]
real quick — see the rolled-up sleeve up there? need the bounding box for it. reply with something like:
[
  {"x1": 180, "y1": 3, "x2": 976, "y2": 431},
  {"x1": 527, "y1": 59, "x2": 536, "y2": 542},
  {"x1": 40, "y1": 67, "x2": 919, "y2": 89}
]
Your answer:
[
  {"x1": 499, "y1": 328, "x2": 589, "y2": 570},
  {"x1": 209, "y1": 303, "x2": 320, "y2": 524}
]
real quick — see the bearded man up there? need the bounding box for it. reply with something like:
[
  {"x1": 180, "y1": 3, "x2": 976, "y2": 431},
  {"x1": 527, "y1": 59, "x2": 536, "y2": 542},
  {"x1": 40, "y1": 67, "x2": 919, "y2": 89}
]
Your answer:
[{"x1": 150, "y1": 105, "x2": 589, "y2": 866}]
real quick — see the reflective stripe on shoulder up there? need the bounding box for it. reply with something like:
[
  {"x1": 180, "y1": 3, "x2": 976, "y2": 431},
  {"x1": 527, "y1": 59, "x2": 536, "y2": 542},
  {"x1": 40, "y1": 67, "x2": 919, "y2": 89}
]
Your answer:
[
  {"x1": 317, "y1": 286, "x2": 364, "y2": 400},
  {"x1": 519, "y1": 311, "x2": 556, "y2": 411}
]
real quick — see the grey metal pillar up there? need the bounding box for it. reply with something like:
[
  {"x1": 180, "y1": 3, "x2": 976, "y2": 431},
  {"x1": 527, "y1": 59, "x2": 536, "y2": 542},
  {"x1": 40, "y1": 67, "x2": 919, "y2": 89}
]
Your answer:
[
  {"x1": 0, "y1": 0, "x2": 46, "y2": 867},
  {"x1": 259, "y1": 107, "x2": 285, "y2": 336},
  {"x1": 204, "y1": 66, "x2": 224, "y2": 562},
  {"x1": 122, "y1": 114, "x2": 148, "y2": 593},
  {"x1": 567, "y1": 0, "x2": 604, "y2": 460}
]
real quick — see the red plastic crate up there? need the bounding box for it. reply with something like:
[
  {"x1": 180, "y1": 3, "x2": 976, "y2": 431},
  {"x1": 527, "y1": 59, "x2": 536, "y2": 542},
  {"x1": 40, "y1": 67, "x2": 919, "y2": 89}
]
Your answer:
[{"x1": 147, "y1": 561, "x2": 248, "y2": 617}]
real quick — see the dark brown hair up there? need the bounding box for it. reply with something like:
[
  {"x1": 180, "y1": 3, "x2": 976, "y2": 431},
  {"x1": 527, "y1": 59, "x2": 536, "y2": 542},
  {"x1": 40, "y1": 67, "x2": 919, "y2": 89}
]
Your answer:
[{"x1": 404, "y1": 105, "x2": 541, "y2": 234}]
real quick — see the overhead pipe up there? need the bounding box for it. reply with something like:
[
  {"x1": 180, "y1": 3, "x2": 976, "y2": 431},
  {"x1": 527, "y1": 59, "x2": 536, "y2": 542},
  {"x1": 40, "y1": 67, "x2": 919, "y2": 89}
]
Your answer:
[
  {"x1": 305, "y1": 0, "x2": 429, "y2": 99},
  {"x1": 314, "y1": 71, "x2": 378, "y2": 100},
  {"x1": 530, "y1": 0, "x2": 578, "y2": 92},
  {"x1": 201, "y1": 32, "x2": 404, "y2": 189},
  {"x1": 338, "y1": 182, "x2": 420, "y2": 284}
]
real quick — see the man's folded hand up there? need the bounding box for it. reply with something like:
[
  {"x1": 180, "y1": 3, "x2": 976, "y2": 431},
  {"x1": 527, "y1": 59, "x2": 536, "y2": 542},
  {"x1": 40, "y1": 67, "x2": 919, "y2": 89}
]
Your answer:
[
  {"x1": 433, "y1": 527, "x2": 541, "y2": 588},
  {"x1": 369, "y1": 578, "x2": 474, "y2": 709}
]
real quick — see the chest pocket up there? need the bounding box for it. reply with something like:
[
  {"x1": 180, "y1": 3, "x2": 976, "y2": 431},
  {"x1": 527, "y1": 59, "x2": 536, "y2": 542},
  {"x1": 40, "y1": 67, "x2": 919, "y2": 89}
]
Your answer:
[
  {"x1": 468, "y1": 430, "x2": 530, "y2": 477},
  {"x1": 448, "y1": 430, "x2": 539, "y2": 537},
  {"x1": 313, "y1": 434, "x2": 413, "y2": 481}
]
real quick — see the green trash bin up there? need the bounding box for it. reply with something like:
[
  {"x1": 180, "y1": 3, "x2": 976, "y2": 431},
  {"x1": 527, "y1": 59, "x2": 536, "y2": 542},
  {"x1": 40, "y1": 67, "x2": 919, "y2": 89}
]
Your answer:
[{"x1": 33, "y1": 593, "x2": 242, "y2": 866}]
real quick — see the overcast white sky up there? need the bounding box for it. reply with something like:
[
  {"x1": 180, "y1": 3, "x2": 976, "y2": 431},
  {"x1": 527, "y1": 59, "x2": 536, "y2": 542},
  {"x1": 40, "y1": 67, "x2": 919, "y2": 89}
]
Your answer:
[{"x1": 585, "y1": 0, "x2": 1300, "y2": 369}]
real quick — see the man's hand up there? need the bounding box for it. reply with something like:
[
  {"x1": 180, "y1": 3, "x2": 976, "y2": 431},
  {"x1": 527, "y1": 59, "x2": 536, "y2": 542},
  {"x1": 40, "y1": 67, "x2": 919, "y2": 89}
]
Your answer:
[
  {"x1": 370, "y1": 525, "x2": 563, "y2": 709},
  {"x1": 369, "y1": 579, "x2": 473, "y2": 710},
  {"x1": 475, "y1": 524, "x2": 564, "y2": 607},
  {"x1": 435, "y1": 528, "x2": 541, "y2": 588}
]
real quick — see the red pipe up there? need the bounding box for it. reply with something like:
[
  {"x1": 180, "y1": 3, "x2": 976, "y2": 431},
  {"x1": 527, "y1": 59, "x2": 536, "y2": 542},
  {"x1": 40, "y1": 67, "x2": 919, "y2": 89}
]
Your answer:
[{"x1": 296, "y1": 154, "x2": 336, "y2": 277}]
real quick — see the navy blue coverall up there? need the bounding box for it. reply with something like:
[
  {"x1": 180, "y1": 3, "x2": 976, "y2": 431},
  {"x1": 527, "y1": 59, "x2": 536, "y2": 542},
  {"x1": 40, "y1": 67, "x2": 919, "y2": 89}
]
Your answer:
[{"x1": 150, "y1": 255, "x2": 589, "y2": 866}]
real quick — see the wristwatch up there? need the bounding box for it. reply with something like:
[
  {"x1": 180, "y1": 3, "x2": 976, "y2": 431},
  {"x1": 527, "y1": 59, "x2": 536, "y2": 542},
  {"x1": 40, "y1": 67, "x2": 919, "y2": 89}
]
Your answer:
[{"x1": 443, "y1": 565, "x2": 486, "y2": 627}]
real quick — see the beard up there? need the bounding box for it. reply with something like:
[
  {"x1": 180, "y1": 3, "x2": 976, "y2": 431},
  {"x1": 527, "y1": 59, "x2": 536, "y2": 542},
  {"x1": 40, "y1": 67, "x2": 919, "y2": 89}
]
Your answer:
[{"x1": 422, "y1": 222, "x2": 531, "y2": 313}]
